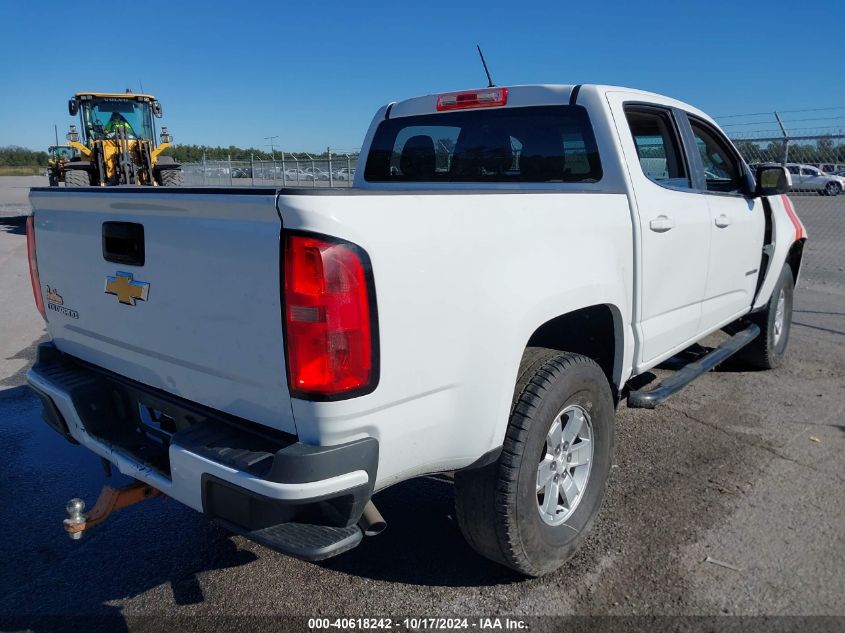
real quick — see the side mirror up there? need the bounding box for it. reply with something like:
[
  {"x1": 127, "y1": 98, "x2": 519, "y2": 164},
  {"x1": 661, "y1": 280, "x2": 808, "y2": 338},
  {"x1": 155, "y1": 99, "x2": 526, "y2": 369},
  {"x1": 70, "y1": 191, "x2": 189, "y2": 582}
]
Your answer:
[
  {"x1": 152, "y1": 101, "x2": 163, "y2": 118},
  {"x1": 754, "y1": 165, "x2": 790, "y2": 197},
  {"x1": 68, "y1": 99, "x2": 78, "y2": 116}
]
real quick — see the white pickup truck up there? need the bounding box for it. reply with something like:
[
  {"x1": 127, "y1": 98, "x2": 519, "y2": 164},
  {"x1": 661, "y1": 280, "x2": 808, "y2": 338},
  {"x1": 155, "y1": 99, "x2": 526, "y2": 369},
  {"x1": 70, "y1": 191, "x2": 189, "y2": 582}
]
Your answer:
[{"x1": 26, "y1": 84, "x2": 806, "y2": 576}]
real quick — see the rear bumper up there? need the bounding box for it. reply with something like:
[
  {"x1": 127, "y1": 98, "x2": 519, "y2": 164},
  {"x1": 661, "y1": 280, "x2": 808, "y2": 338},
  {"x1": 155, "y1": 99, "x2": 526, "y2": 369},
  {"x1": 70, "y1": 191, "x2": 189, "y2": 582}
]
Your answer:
[{"x1": 27, "y1": 342, "x2": 378, "y2": 559}]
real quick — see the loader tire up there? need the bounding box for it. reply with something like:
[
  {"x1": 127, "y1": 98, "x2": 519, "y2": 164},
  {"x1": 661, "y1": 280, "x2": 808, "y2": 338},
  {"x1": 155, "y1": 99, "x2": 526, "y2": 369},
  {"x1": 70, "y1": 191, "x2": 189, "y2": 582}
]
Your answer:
[
  {"x1": 159, "y1": 169, "x2": 184, "y2": 187},
  {"x1": 64, "y1": 170, "x2": 91, "y2": 187}
]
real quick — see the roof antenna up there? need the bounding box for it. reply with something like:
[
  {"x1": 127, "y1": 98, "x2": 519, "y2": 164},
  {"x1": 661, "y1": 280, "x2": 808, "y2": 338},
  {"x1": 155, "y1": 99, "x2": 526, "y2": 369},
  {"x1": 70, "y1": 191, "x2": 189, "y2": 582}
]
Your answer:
[{"x1": 476, "y1": 44, "x2": 495, "y2": 88}]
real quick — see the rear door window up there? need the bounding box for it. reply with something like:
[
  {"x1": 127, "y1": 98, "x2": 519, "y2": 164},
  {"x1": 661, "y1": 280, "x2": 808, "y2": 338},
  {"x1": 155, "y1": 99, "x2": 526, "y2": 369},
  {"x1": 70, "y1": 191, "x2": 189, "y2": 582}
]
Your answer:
[
  {"x1": 624, "y1": 106, "x2": 691, "y2": 189},
  {"x1": 364, "y1": 106, "x2": 602, "y2": 183}
]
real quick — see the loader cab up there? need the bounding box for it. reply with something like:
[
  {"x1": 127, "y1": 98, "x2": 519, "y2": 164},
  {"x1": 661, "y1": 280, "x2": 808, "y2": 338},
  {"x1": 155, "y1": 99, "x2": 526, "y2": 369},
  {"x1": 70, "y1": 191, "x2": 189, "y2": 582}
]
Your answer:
[
  {"x1": 71, "y1": 94, "x2": 158, "y2": 145},
  {"x1": 48, "y1": 145, "x2": 74, "y2": 160}
]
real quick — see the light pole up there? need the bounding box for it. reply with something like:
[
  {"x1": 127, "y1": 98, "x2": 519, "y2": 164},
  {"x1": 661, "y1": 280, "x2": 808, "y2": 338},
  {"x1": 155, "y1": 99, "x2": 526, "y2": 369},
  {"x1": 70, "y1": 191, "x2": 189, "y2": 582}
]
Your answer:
[{"x1": 264, "y1": 135, "x2": 279, "y2": 161}]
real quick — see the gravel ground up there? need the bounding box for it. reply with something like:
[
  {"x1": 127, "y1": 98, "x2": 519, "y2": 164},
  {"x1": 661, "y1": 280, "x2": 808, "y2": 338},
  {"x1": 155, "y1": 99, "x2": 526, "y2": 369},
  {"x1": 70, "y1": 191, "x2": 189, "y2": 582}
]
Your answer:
[{"x1": 0, "y1": 177, "x2": 842, "y2": 631}]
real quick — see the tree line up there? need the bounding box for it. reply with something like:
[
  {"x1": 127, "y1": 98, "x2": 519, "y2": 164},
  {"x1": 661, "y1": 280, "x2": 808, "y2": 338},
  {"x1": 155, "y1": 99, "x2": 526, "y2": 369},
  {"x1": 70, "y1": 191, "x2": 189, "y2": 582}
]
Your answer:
[
  {"x1": 732, "y1": 139, "x2": 845, "y2": 165},
  {"x1": 0, "y1": 146, "x2": 49, "y2": 167},
  {"x1": 0, "y1": 144, "x2": 358, "y2": 169},
  {"x1": 162, "y1": 145, "x2": 358, "y2": 163}
]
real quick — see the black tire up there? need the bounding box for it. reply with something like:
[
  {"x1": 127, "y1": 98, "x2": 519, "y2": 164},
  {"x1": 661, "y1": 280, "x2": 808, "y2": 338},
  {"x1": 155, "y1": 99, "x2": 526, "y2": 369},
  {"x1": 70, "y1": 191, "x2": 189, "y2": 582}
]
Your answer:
[
  {"x1": 454, "y1": 349, "x2": 615, "y2": 576},
  {"x1": 159, "y1": 169, "x2": 184, "y2": 187},
  {"x1": 48, "y1": 171, "x2": 58, "y2": 187},
  {"x1": 64, "y1": 170, "x2": 91, "y2": 187},
  {"x1": 824, "y1": 181, "x2": 840, "y2": 196},
  {"x1": 737, "y1": 265, "x2": 794, "y2": 369}
]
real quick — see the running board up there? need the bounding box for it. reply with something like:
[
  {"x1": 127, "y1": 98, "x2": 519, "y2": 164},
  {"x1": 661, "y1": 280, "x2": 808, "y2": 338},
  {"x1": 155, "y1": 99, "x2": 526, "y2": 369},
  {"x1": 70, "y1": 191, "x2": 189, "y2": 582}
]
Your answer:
[{"x1": 627, "y1": 324, "x2": 760, "y2": 409}]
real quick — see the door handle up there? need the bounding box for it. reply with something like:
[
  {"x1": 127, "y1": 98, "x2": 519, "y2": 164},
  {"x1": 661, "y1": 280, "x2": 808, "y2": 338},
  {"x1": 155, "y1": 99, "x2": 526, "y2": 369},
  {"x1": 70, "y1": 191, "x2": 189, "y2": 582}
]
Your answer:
[
  {"x1": 715, "y1": 214, "x2": 731, "y2": 228},
  {"x1": 649, "y1": 215, "x2": 675, "y2": 232}
]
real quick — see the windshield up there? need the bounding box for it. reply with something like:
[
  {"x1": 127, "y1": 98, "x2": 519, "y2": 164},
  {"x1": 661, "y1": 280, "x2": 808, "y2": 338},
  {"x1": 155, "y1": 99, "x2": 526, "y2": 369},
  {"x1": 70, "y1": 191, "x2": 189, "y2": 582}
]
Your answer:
[
  {"x1": 364, "y1": 105, "x2": 602, "y2": 183},
  {"x1": 49, "y1": 146, "x2": 74, "y2": 159},
  {"x1": 79, "y1": 98, "x2": 155, "y2": 141}
]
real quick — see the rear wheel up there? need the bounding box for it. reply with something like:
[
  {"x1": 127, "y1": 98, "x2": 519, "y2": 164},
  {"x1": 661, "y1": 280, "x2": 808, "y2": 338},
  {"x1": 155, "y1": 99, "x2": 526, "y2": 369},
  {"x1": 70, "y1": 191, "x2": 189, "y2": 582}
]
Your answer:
[
  {"x1": 737, "y1": 265, "x2": 794, "y2": 369},
  {"x1": 454, "y1": 349, "x2": 615, "y2": 576},
  {"x1": 159, "y1": 169, "x2": 184, "y2": 187},
  {"x1": 64, "y1": 170, "x2": 91, "y2": 187},
  {"x1": 824, "y1": 181, "x2": 840, "y2": 196}
]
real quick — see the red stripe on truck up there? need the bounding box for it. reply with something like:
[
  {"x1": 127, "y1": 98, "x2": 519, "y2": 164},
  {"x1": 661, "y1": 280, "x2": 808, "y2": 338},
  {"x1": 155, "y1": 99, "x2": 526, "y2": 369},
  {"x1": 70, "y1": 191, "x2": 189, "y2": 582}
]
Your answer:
[{"x1": 781, "y1": 194, "x2": 805, "y2": 241}]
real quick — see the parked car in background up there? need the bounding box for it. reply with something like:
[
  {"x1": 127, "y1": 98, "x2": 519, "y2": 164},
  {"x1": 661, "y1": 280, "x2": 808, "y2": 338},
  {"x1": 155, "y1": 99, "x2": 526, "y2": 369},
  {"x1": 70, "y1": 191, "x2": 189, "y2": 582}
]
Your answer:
[
  {"x1": 303, "y1": 167, "x2": 331, "y2": 181},
  {"x1": 333, "y1": 168, "x2": 355, "y2": 181},
  {"x1": 284, "y1": 168, "x2": 314, "y2": 182},
  {"x1": 786, "y1": 163, "x2": 845, "y2": 195}
]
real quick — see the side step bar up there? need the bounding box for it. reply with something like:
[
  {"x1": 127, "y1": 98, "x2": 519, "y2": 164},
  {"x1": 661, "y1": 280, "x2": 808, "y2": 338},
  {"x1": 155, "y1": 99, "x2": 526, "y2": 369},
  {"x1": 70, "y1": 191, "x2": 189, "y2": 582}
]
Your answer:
[{"x1": 628, "y1": 324, "x2": 760, "y2": 409}]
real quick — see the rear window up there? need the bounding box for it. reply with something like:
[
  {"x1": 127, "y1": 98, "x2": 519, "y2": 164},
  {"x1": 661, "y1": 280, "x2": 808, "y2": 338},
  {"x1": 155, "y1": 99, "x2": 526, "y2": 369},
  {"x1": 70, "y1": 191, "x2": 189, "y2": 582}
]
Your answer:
[{"x1": 363, "y1": 105, "x2": 602, "y2": 183}]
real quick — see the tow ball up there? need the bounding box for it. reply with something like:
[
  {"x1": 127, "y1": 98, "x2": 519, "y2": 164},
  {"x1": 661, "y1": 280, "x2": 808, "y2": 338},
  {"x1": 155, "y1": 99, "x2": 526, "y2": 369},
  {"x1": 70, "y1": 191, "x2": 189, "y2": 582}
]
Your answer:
[{"x1": 64, "y1": 481, "x2": 159, "y2": 539}]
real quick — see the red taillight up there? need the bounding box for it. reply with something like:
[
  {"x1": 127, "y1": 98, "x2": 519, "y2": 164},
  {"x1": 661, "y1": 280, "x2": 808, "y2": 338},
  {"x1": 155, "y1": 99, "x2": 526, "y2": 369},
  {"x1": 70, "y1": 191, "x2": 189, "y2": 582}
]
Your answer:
[
  {"x1": 283, "y1": 232, "x2": 377, "y2": 399},
  {"x1": 436, "y1": 87, "x2": 508, "y2": 111},
  {"x1": 26, "y1": 215, "x2": 46, "y2": 320}
]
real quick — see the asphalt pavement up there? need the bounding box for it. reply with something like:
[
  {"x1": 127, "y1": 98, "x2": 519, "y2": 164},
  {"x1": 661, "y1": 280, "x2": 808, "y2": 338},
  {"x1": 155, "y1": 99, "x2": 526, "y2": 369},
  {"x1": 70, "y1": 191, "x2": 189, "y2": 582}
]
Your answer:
[{"x1": 0, "y1": 178, "x2": 843, "y2": 631}]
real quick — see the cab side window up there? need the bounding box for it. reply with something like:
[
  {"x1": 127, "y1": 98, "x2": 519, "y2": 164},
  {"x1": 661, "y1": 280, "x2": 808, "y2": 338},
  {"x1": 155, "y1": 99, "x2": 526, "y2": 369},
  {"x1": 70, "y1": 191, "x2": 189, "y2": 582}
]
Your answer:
[
  {"x1": 688, "y1": 118, "x2": 742, "y2": 194},
  {"x1": 625, "y1": 106, "x2": 691, "y2": 189}
]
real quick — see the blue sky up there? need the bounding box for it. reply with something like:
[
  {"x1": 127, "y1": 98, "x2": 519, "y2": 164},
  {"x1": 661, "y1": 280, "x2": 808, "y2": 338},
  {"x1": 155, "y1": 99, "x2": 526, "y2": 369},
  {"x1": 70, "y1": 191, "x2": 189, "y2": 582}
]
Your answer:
[{"x1": 2, "y1": 0, "x2": 844, "y2": 152}]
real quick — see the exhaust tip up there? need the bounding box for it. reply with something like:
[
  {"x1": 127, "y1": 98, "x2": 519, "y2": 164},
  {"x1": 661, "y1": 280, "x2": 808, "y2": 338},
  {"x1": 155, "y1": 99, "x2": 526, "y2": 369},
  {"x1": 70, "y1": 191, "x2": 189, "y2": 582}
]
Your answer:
[{"x1": 358, "y1": 501, "x2": 387, "y2": 537}]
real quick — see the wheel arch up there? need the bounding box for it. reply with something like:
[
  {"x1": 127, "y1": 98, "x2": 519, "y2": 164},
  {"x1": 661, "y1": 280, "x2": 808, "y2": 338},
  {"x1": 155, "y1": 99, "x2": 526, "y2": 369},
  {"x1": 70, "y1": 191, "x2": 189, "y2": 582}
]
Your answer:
[
  {"x1": 785, "y1": 238, "x2": 806, "y2": 285},
  {"x1": 523, "y1": 303, "x2": 624, "y2": 398}
]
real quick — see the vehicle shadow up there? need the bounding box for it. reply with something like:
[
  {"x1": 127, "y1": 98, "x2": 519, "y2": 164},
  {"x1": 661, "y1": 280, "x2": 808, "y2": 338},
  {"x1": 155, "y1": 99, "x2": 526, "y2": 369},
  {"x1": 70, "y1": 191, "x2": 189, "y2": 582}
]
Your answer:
[
  {"x1": 321, "y1": 475, "x2": 522, "y2": 587},
  {"x1": 0, "y1": 500, "x2": 259, "y2": 632},
  {"x1": 0, "y1": 215, "x2": 27, "y2": 236},
  {"x1": 0, "y1": 386, "x2": 259, "y2": 631}
]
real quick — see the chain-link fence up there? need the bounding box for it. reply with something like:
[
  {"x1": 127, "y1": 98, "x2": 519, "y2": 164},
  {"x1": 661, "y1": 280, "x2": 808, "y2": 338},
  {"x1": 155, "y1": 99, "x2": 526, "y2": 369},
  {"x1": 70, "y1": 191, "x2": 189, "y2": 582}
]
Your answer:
[
  {"x1": 719, "y1": 109, "x2": 845, "y2": 289},
  {"x1": 182, "y1": 154, "x2": 359, "y2": 188}
]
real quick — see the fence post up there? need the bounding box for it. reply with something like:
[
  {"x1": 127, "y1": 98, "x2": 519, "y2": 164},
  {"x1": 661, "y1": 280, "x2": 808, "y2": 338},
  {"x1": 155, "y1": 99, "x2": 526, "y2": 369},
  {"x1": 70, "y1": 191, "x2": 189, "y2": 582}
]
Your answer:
[
  {"x1": 294, "y1": 156, "x2": 300, "y2": 185},
  {"x1": 250, "y1": 154, "x2": 255, "y2": 186},
  {"x1": 228, "y1": 154, "x2": 233, "y2": 186},
  {"x1": 282, "y1": 151, "x2": 287, "y2": 187},
  {"x1": 202, "y1": 152, "x2": 207, "y2": 185},
  {"x1": 774, "y1": 111, "x2": 790, "y2": 166},
  {"x1": 328, "y1": 147, "x2": 333, "y2": 188},
  {"x1": 346, "y1": 154, "x2": 351, "y2": 187}
]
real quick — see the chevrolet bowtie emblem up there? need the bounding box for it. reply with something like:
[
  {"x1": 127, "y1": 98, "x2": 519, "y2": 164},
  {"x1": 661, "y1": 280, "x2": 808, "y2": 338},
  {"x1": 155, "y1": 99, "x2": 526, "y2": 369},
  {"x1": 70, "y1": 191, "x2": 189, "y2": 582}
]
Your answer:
[{"x1": 104, "y1": 272, "x2": 150, "y2": 306}]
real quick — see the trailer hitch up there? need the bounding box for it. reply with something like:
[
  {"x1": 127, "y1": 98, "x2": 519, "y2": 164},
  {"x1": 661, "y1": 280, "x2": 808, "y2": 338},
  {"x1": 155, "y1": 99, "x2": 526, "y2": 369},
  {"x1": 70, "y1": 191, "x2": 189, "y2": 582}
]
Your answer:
[{"x1": 64, "y1": 481, "x2": 159, "y2": 539}]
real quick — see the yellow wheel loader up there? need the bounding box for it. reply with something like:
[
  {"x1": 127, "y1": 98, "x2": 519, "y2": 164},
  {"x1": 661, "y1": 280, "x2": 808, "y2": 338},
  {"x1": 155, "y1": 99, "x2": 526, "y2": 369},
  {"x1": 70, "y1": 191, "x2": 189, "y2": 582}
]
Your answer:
[
  {"x1": 47, "y1": 145, "x2": 74, "y2": 186},
  {"x1": 63, "y1": 91, "x2": 183, "y2": 186}
]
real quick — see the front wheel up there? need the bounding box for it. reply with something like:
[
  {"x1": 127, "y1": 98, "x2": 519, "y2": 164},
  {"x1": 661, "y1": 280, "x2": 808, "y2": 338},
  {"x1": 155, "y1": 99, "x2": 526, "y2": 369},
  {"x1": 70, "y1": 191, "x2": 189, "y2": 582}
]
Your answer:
[
  {"x1": 824, "y1": 181, "x2": 840, "y2": 196},
  {"x1": 159, "y1": 169, "x2": 184, "y2": 187},
  {"x1": 454, "y1": 349, "x2": 615, "y2": 576},
  {"x1": 737, "y1": 265, "x2": 794, "y2": 369},
  {"x1": 64, "y1": 170, "x2": 92, "y2": 187}
]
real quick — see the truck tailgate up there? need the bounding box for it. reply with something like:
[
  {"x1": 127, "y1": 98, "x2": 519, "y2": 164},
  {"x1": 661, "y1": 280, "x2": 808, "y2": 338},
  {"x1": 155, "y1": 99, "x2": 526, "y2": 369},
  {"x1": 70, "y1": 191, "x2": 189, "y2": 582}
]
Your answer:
[{"x1": 29, "y1": 188, "x2": 296, "y2": 435}]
